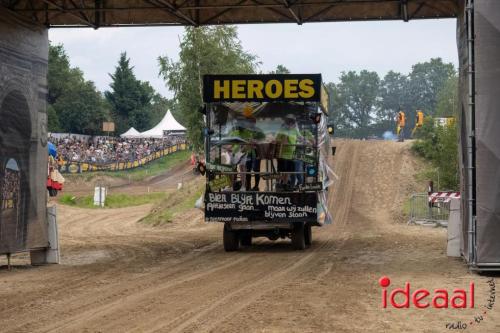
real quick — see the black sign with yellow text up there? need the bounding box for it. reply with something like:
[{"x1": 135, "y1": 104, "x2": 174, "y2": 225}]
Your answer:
[{"x1": 203, "y1": 74, "x2": 322, "y2": 103}]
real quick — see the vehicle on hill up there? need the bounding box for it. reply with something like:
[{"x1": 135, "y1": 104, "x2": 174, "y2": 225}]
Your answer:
[{"x1": 200, "y1": 74, "x2": 335, "y2": 251}]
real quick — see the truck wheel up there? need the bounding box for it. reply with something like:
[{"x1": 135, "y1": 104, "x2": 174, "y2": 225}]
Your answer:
[
  {"x1": 304, "y1": 224, "x2": 312, "y2": 246},
  {"x1": 291, "y1": 223, "x2": 306, "y2": 250},
  {"x1": 240, "y1": 231, "x2": 252, "y2": 246},
  {"x1": 223, "y1": 224, "x2": 239, "y2": 252}
]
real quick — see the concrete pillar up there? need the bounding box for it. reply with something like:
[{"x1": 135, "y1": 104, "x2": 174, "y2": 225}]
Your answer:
[
  {"x1": 30, "y1": 206, "x2": 59, "y2": 265},
  {"x1": 0, "y1": 7, "x2": 49, "y2": 254}
]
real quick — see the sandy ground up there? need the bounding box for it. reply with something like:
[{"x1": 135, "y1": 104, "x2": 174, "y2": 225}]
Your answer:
[{"x1": 0, "y1": 139, "x2": 498, "y2": 333}]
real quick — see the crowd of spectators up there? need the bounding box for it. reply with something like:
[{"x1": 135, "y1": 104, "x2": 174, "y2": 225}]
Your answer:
[{"x1": 49, "y1": 135, "x2": 185, "y2": 165}]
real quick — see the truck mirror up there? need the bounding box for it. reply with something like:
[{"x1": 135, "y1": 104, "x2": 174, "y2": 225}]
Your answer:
[{"x1": 331, "y1": 146, "x2": 336, "y2": 156}]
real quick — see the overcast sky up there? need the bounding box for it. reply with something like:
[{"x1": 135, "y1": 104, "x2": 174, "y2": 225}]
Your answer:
[{"x1": 49, "y1": 19, "x2": 458, "y2": 98}]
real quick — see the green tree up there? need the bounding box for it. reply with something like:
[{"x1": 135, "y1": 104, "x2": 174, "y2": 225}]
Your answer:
[
  {"x1": 55, "y1": 80, "x2": 108, "y2": 134},
  {"x1": 435, "y1": 75, "x2": 459, "y2": 117},
  {"x1": 412, "y1": 118, "x2": 458, "y2": 190},
  {"x1": 158, "y1": 26, "x2": 259, "y2": 150},
  {"x1": 326, "y1": 82, "x2": 350, "y2": 133},
  {"x1": 47, "y1": 105, "x2": 61, "y2": 132},
  {"x1": 335, "y1": 70, "x2": 380, "y2": 130},
  {"x1": 269, "y1": 64, "x2": 290, "y2": 74},
  {"x1": 378, "y1": 71, "x2": 409, "y2": 122},
  {"x1": 105, "y1": 52, "x2": 154, "y2": 133},
  {"x1": 48, "y1": 44, "x2": 81, "y2": 104},
  {"x1": 407, "y1": 58, "x2": 456, "y2": 117},
  {"x1": 48, "y1": 43, "x2": 108, "y2": 134}
]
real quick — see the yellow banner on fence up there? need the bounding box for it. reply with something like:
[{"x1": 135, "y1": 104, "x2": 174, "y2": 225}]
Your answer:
[{"x1": 59, "y1": 144, "x2": 187, "y2": 174}]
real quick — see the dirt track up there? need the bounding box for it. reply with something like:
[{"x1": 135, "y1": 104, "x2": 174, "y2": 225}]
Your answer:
[
  {"x1": 1, "y1": 140, "x2": 498, "y2": 333},
  {"x1": 63, "y1": 160, "x2": 196, "y2": 196}
]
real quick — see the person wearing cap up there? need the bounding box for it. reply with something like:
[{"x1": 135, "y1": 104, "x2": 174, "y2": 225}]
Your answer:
[{"x1": 275, "y1": 114, "x2": 301, "y2": 187}]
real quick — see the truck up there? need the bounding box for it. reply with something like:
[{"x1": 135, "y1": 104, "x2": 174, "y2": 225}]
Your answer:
[{"x1": 200, "y1": 74, "x2": 334, "y2": 251}]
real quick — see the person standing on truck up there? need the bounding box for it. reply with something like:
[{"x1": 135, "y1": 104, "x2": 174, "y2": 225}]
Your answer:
[
  {"x1": 276, "y1": 114, "x2": 301, "y2": 188},
  {"x1": 228, "y1": 117, "x2": 254, "y2": 191},
  {"x1": 245, "y1": 117, "x2": 265, "y2": 191}
]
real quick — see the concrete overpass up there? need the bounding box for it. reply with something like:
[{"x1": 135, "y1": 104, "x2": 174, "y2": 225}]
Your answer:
[{"x1": 1, "y1": 0, "x2": 499, "y2": 270}]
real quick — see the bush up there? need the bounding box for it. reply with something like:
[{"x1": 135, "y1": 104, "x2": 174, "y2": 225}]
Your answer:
[
  {"x1": 59, "y1": 194, "x2": 77, "y2": 205},
  {"x1": 411, "y1": 117, "x2": 459, "y2": 190}
]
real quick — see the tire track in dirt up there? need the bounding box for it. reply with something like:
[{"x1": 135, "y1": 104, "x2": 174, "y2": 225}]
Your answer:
[
  {"x1": 3, "y1": 139, "x2": 482, "y2": 333},
  {"x1": 35, "y1": 256, "x2": 250, "y2": 333},
  {"x1": 141, "y1": 141, "x2": 362, "y2": 332},
  {"x1": 162, "y1": 139, "x2": 361, "y2": 333}
]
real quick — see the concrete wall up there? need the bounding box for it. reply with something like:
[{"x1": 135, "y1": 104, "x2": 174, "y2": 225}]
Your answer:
[
  {"x1": 472, "y1": 0, "x2": 500, "y2": 265},
  {"x1": 0, "y1": 7, "x2": 49, "y2": 253}
]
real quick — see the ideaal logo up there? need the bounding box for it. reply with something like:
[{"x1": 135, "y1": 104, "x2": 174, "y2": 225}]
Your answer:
[
  {"x1": 379, "y1": 276, "x2": 496, "y2": 330},
  {"x1": 379, "y1": 276, "x2": 474, "y2": 309}
]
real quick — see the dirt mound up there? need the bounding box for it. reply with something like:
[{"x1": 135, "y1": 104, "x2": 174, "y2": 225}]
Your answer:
[{"x1": 0, "y1": 140, "x2": 492, "y2": 333}]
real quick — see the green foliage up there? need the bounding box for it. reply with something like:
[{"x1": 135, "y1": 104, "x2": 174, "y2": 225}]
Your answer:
[
  {"x1": 105, "y1": 52, "x2": 156, "y2": 133},
  {"x1": 435, "y1": 75, "x2": 459, "y2": 117},
  {"x1": 120, "y1": 150, "x2": 191, "y2": 182},
  {"x1": 47, "y1": 105, "x2": 61, "y2": 132},
  {"x1": 407, "y1": 58, "x2": 456, "y2": 116},
  {"x1": 330, "y1": 70, "x2": 380, "y2": 133},
  {"x1": 55, "y1": 80, "x2": 108, "y2": 134},
  {"x1": 412, "y1": 118, "x2": 458, "y2": 190},
  {"x1": 48, "y1": 43, "x2": 109, "y2": 135},
  {"x1": 59, "y1": 192, "x2": 166, "y2": 209},
  {"x1": 141, "y1": 181, "x2": 203, "y2": 225},
  {"x1": 269, "y1": 64, "x2": 291, "y2": 74},
  {"x1": 328, "y1": 57, "x2": 457, "y2": 139},
  {"x1": 59, "y1": 194, "x2": 77, "y2": 205},
  {"x1": 378, "y1": 70, "x2": 409, "y2": 122},
  {"x1": 158, "y1": 26, "x2": 259, "y2": 151}
]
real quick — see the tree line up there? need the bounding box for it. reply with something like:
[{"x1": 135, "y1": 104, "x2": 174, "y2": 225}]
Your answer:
[
  {"x1": 48, "y1": 26, "x2": 458, "y2": 144},
  {"x1": 327, "y1": 58, "x2": 457, "y2": 138},
  {"x1": 48, "y1": 45, "x2": 171, "y2": 135}
]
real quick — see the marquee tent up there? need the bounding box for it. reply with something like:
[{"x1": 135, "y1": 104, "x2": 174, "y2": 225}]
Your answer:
[
  {"x1": 120, "y1": 127, "x2": 140, "y2": 138},
  {"x1": 139, "y1": 110, "x2": 186, "y2": 138}
]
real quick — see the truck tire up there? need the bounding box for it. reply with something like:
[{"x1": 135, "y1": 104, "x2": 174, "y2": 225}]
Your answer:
[
  {"x1": 223, "y1": 224, "x2": 239, "y2": 252},
  {"x1": 291, "y1": 223, "x2": 306, "y2": 250},
  {"x1": 304, "y1": 223, "x2": 312, "y2": 246},
  {"x1": 240, "y1": 231, "x2": 252, "y2": 246}
]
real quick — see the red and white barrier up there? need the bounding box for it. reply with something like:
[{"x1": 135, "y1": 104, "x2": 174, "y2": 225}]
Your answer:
[{"x1": 428, "y1": 192, "x2": 461, "y2": 203}]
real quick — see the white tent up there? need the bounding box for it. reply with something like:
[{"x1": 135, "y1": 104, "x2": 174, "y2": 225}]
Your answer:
[
  {"x1": 139, "y1": 110, "x2": 186, "y2": 138},
  {"x1": 120, "y1": 127, "x2": 140, "y2": 138}
]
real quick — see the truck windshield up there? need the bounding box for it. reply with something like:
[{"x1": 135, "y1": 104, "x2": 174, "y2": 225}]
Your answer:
[{"x1": 207, "y1": 102, "x2": 318, "y2": 167}]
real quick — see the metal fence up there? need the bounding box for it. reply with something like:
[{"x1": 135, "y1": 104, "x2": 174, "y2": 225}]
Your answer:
[{"x1": 407, "y1": 193, "x2": 450, "y2": 227}]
